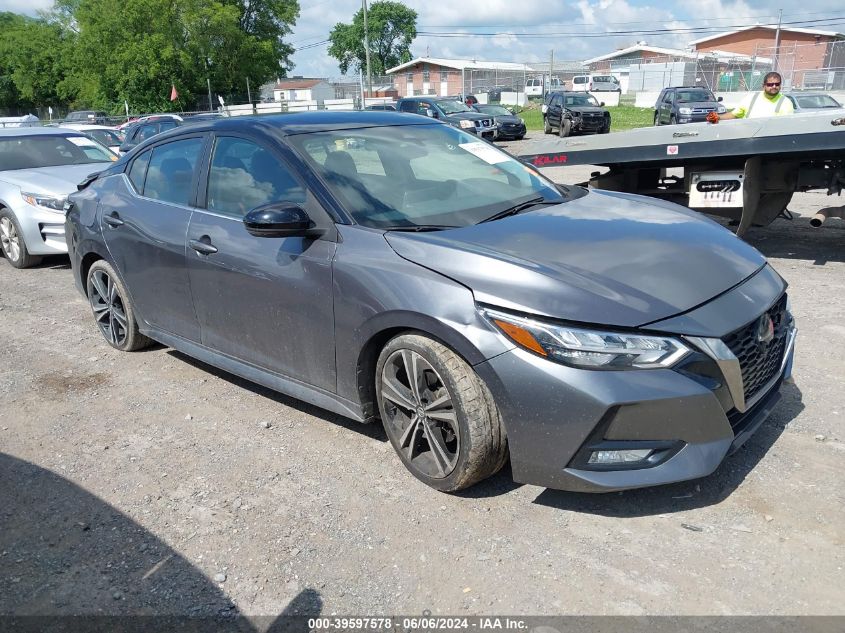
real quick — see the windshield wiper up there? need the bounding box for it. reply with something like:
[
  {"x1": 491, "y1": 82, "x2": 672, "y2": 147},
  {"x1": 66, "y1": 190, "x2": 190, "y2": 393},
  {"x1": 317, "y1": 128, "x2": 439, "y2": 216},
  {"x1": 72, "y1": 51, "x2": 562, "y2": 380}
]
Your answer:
[
  {"x1": 382, "y1": 224, "x2": 459, "y2": 232},
  {"x1": 479, "y1": 197, "x2": 560, "y2": 224}
]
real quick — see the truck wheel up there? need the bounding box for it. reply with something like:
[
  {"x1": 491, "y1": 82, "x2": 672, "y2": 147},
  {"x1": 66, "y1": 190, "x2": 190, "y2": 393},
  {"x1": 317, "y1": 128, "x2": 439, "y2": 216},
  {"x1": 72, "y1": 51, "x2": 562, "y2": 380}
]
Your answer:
[
  {"x1": 558, "y1": 119, "x2": 571, "y2": 138},
  {"x1": 375, "y1": 333, "x2": 508, "y2": 492},
  {"x1": 654, "y1": 113, "x2": 660, "y2": 126},
  {"x1": 543, "y1": 117, "x2": 552, "y2": 134}
]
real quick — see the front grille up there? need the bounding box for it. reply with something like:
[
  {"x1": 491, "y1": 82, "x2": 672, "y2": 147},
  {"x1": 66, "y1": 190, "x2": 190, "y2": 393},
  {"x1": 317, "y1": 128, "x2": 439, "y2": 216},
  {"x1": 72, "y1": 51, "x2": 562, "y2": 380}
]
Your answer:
[
  {"x1": 691, "y1": 107, "x2": 716, "y2": 114},
  {"x1": 723, "y1": 294, "x2": 789, "y2": 402},
  {"x1": 474, "y1": 118, "x2": 493, "y2": 128}
]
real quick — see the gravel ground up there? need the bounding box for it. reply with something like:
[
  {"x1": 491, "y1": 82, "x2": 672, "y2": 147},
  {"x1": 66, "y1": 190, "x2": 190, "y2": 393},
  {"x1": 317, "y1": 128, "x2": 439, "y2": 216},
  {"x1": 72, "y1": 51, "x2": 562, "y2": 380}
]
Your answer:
[{"x1": 1, "y1": 143, "x2": 844, "y2": 618}]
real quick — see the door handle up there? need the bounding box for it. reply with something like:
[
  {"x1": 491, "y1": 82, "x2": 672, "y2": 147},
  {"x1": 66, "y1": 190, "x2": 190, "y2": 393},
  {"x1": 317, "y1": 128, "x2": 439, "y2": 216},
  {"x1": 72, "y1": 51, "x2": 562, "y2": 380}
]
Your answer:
[
  {"x1": 103, "y1": 213, "x2": 124, "y2": 227},
  {"x1": 189, "y1": 238, "x2": 218, "y2": 255}
]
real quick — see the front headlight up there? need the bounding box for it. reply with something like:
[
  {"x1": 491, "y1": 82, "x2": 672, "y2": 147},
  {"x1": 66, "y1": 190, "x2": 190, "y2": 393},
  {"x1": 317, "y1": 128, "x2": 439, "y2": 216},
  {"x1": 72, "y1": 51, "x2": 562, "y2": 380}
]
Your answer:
[
  {"x1": 21, "y1": 191, "x2": 66, "y2": 212},
  {"x1": 717, "y1": 105, "x2": 727, "y2": 114},
  {"x1": 483, "y1": 308, "x2": 690, "y2": 370},
  {"x1": 678, "y1": 107, "x2": 693, "y2": 115},
  {"x1": 519, "y1": 118, "x2": 525, "y2": 125},
  {"x1": 459, "y1": 120, "x2": 474, "y2": 129}
]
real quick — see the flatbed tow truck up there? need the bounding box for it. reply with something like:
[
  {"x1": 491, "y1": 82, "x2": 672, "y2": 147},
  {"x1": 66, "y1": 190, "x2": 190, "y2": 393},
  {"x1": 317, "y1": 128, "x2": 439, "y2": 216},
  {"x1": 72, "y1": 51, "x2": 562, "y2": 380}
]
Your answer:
[{"x1": 518, "y1": 110, "x2": 845, "y2": 236}]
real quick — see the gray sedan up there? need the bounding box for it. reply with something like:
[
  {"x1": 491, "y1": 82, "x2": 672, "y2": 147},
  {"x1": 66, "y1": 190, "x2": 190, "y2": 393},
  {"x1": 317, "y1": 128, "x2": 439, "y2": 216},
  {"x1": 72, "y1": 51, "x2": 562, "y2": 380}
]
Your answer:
[
  {"x1": 0, "y1": 128, "x2": 115, "y2": 268},
  {"x1": 65, "y1": 112, "x2": 795, "y2": 493}
]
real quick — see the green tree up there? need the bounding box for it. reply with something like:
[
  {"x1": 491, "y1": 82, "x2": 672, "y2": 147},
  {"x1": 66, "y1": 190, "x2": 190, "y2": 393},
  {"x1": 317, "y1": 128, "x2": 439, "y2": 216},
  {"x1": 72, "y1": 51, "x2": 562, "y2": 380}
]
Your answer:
[
  {"x1": 328, "y1": 1, "x2": 416, "y2": 75},
  {"x1": 0, "y1": 12, "x2": 73, "y2": 112},
  {"x1": 51, "y1": 0, "x2": 298, "y2": 113}
]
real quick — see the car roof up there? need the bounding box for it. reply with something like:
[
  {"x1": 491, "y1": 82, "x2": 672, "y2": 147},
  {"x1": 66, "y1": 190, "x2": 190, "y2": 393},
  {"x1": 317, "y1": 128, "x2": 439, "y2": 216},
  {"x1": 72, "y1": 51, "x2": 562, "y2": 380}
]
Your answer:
[
  {"x1": 0, "y1": 127, "x2": 87, "y2": 137},
  {"x1": 120, "y1": 111, "x2": 437, "y2": 153}
]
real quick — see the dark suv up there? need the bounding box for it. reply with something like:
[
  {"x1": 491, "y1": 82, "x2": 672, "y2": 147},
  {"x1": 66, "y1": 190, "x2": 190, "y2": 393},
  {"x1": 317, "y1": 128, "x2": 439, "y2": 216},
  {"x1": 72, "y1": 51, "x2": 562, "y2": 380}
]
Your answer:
[
  {"x1": 542, "y1": 91, "x2": 610, "y2": 137},
  {"x1": 654, "y1": 87, "x2": 726, "y2": 125},
  {"x1": 118, "y1": 116, "x2": 183, "y2": 155},
  {"x1": 397, "y1": 97, "x2": 496, "y2": 140},
  {"x1": 64, "y1": 110, "x2": 110, "y2": 125}
]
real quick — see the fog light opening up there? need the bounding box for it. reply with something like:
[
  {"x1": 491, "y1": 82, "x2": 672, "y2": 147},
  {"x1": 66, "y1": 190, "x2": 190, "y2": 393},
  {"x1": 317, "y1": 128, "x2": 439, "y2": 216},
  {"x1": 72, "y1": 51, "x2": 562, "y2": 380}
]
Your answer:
[{"x1": 587, "y1": 449, "x2": 653, "y2": 465}]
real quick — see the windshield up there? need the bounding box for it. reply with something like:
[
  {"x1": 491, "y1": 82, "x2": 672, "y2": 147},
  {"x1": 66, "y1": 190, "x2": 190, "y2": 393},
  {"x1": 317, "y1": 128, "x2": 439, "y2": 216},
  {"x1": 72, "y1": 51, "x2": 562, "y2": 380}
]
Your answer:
[
  {"x1": 795, "y1": 95, "x2": 841, "y2": 108},
  {"x1": 85, "y1": 129, "x2": 123, "y2": 147},
  {"x1": 0, "y1": 134, "x2": 114, "y2": 170},
  {"x1": 675, "y1": 89, "x2": 715, "y2": 103},
  {"x1": 564, "y1": 94, "x2": 600, "y2": 107},
  {"x1": 476, "y1": 105, "x2": 512, "y2": 116},
  {"x1": 437, "y1": 100, "x2": 473, "y2": 114},
  {"x1": 289, "y1": 124, "x2": 566, "y2": 229},
  {"x1": 594, "y1": 76, "x2": 616, "y2": 83}
]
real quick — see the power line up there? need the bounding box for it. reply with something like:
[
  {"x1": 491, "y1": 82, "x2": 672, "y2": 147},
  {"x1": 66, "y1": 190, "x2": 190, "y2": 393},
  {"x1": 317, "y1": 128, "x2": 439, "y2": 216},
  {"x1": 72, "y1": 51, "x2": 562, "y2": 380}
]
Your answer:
[
  {"x1": 415, "y1": 16, "x2": 845, "y2": 39},
  {"x1": 419, "y1": 9, "x2": 845, "y2": 29}
]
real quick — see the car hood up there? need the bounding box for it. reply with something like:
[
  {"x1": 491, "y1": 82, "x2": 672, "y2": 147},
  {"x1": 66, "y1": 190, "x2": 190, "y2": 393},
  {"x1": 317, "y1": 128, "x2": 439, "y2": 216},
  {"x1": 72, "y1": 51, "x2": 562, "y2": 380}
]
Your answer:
[
  {"x1": 384, "y1": 189, "x2": 765, "y2": 328},
  {"x1": 492, "y1": 115, "x2": 524, "y2": 124},
  {"x1": 445, "y1": 112, "x2": 490, "y2": 121},
  {"x1": 566, "y1": 106, "x2": 606, "y2": 114},
  {"x1": 0, "y1": 163, "x2": 110, "y2": 196},
  {"x1": 676, "y1": 101, "x2": 720, "y2": 109}
]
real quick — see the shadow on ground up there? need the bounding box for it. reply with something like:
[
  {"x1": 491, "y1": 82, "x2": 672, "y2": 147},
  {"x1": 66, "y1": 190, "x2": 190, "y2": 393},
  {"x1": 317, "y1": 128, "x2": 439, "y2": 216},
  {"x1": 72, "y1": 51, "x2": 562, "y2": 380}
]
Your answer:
[
  {"x1": 0, "y1": 453, "x2": 322, "y2": 631},
  {"x1": 533, "y1": 381, "x2": 804, "y2": 516}
]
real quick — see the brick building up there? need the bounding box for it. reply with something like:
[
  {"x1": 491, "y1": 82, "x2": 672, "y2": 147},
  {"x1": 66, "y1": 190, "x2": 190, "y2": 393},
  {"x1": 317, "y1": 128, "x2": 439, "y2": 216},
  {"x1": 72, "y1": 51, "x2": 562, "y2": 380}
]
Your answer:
[{"x1": 385, "y1": 57, "x2": 531, "y2": 98}]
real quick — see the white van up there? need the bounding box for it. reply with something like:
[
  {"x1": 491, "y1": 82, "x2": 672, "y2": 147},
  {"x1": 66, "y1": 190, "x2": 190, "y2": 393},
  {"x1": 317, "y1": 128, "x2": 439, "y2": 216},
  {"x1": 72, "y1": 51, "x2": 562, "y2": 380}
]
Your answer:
[
  {"x1": 571, "y1": 74, "x2": 621, "y2": 92},
  {"x1": 525, "y1": 76, "x2": 562, "y2": 96}
]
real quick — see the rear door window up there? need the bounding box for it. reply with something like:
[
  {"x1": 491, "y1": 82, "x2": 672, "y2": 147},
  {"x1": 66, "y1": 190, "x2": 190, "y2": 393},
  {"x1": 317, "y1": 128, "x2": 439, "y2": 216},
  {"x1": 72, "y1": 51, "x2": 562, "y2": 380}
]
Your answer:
[{"x1": 143, "y1": 138, "x2": 204, "y2": 206}]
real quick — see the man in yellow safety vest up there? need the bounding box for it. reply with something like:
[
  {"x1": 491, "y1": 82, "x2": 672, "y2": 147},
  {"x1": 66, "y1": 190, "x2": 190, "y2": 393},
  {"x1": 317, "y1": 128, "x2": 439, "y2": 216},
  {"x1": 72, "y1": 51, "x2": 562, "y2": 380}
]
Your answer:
[{"x1": 720, "y1": 71, "x2": 794, "y2": 119}]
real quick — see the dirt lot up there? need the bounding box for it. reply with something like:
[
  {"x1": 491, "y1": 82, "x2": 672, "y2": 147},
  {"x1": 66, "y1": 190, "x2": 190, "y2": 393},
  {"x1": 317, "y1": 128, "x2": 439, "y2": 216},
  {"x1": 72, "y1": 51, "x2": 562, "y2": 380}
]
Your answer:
[{"x1": 1, "y1": 152, "x2": 844, "y2": 619}]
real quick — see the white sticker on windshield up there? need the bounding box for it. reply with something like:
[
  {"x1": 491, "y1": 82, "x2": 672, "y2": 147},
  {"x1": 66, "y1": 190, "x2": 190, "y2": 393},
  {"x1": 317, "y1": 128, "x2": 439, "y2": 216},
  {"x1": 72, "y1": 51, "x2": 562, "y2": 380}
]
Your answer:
[
  {"x1": 459, "y1": 142, "x2": 510, "y2": 165},
  {"x1": 67, "y1": 136, "x2": 99, "y2": 148}
]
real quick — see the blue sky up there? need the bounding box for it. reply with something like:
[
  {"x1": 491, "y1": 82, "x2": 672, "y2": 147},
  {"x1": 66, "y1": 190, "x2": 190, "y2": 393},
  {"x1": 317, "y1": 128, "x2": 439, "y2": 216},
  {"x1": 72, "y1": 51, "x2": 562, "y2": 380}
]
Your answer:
[{"x1": 4, "y1": 0, "x2": 845, "y2": 77}]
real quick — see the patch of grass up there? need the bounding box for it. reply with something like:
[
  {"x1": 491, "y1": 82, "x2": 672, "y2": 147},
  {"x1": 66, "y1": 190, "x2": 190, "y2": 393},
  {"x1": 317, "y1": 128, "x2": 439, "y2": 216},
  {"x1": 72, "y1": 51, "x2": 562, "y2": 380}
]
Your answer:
[{"x1": 511, "y1": 103, "x2": 654, "y2": 133}]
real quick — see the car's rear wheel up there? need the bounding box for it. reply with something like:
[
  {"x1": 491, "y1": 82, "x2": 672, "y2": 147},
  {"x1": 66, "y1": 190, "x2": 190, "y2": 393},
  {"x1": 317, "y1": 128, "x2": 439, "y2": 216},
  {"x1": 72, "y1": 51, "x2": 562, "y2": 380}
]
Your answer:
[
  {"x1": 670, "y1": 115, "x2": 677, "y2": 125},
  {"x1": 543, "y1": 117, "x2": 552, "y2": 134},
  {"x1": 0, "y1": 210, "x2": 41, "y2": 269},
  {"x1": 375, "y1": 334, "x2": 507, "y2": 492},
  {"x1": 559, "y1": 118, "x2": 572, "y2": 138},
  {"x1": 654, "y1": 113, "x2": 660, "y2": 126},
  {"x1": 86, "y1": 260, "x2": 152, "y2": 352}
]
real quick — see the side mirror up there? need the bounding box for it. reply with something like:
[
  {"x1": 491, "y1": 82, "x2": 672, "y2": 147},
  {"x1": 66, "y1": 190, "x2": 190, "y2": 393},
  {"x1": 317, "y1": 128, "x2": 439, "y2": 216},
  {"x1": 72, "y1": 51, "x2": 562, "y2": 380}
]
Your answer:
[
  {"x1": 717, "y1": 96, "x2": 724, "y2": 102},
  {"x1": 243, "y1": 203, "x2": 323, "y2": 238},
  {"x1": 600, "y1": 102, "x2": 605, "y2": 107},
  {"x1": 425, "y1": 108, "x2": 438, "y2": 119}
]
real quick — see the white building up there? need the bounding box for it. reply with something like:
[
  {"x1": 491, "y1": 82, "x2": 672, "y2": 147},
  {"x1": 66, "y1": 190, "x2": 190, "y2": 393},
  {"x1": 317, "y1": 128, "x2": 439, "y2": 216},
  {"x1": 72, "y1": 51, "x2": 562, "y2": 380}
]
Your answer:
[{"x1": 273, "y1": 79, "x2": 335, "y2": 105}]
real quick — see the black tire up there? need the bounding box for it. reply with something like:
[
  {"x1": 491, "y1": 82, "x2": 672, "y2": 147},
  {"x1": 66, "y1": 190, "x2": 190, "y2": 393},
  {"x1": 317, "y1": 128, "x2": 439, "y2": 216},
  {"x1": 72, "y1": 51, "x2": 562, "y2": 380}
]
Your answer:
[
  {"x1": 515, "y1": 134, "x2": 525, "y2": 140},
  {"x1": 543, "y1": 117, "x2": 552, "y2": 134},
  {"x1": 670, "y1": 115, "x2": 677, "y2": 125},
  {"x1": 558, "y1": 118, "x2": 571, "y2": 138},
  {"x1": 599, "y1": 124, "x2": 610, "y2": 134},
  {"x1": 86, "y1": 260, "x2": 152, "y2": 352},
  {"x1": 0, "y1": 209, "x2": 42, "y2": 269},
  {"x1": 654, "y1": 113, "x2": 660, "y2": 126},
  {"x1": 375, "y1": 333, "x2": 507, "y2": 492}
]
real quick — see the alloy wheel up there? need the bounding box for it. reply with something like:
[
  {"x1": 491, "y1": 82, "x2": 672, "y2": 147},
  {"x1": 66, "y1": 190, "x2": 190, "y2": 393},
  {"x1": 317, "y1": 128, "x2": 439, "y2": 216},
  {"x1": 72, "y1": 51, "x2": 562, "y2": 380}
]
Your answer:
[
  {"x1": 380, "y1": 349, "x2": 460, "y2": 479},
  {"x1": 0, "y1": 217, "x2": 20, "y2": 262},
  {"x1": 89, "y1": 269, "x2": 129, "y2": 347}
]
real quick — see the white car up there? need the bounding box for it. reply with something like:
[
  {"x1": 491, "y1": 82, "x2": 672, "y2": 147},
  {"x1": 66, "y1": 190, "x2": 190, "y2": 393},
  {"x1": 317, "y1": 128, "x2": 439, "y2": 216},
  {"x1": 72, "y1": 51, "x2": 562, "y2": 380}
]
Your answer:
[
  {"x1": 0, "y1": 128, "x2": 115, "y2": 268},
  {"x1": 59, "y1": 123, "x2": 124, "y2": 153}
]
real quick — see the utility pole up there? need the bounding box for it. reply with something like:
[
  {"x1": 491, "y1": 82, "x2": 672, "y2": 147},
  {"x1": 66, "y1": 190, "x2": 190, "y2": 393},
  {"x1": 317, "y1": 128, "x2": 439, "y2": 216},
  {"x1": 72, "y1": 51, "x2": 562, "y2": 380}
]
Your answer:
[
  {"x1": 362, "y1": 0, "x2": 372, "y2": 97},
  {"x1": 773, "y1": 8, "x2": 783, "y2": 72},
  {"x1": 246, "y1": 77, "x2": 252, "y2": 104},
  {"x1": 548, "y1": 49, "x2": 554, "y2": 96},
  {"x1": 207, "y1": 77, "x2": 213, "y2": 112}
]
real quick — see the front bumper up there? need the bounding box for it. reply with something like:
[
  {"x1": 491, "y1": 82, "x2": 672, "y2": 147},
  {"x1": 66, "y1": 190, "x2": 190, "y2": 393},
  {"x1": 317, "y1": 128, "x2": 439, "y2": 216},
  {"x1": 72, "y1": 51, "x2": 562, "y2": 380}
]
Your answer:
[
  {"x1": 474, "y1": 318, "x2": 795, "y2": 493},
  {"x1": 9, "y1": 202, "x2": 68, "y2": 255}
]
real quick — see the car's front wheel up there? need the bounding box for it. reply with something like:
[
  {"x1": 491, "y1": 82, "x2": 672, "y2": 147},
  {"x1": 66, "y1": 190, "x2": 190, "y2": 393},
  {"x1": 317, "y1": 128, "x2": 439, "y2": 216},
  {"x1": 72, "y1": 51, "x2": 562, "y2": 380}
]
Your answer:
[
  {"x1": 559, "y1": 118, "x2": 572, "y2": 138},
  {"x1": 0, "y1": 210, "x2": 41, "y2": 269},
  {"x1": 375, "y1": 334, "x2": 507, "y2": 492},
  {"x1": 543, "y1": 117, "x2": 552, "y2": 134},
  {"x1": 86, "y1": 260, "x2": 152, "y2": 352}
]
